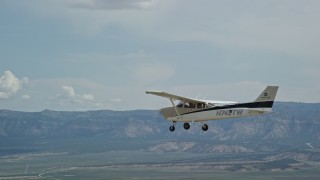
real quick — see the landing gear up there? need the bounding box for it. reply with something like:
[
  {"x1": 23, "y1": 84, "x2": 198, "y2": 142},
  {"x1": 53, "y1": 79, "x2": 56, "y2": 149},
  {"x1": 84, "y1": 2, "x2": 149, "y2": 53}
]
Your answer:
[
  {"x1": 183, "y1": 123, "x2": 190, "y2": 130},
  {"x1": 202, "y1": 124, "x2": 209, "y2": 131},
  {"x1": 169, "y1": 125, "x2": 175, "y2": 132},
  {"x1": 169, "y1": 122, "x2": 208, "y2": 132},
  {"x1": 169, "y1": 121, "x2": 176, "y2": 132}
]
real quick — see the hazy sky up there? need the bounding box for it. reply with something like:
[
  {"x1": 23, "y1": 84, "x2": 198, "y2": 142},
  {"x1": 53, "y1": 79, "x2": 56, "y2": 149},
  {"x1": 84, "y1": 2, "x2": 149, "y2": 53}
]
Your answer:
[{"x1": 1, "y1": 0, "x2": 320, "y2": 111}]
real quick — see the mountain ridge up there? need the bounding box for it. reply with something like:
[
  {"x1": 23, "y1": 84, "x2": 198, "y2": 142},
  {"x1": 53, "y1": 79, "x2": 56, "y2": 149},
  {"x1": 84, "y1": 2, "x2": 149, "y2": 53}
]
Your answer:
[{"x1": 0, "y1": 102, "x2": 320, "y2": 154}]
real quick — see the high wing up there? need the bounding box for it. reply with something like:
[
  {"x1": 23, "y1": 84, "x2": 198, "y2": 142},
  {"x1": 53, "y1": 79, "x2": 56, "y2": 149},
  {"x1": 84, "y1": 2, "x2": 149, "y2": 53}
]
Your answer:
[{"x1": 145, "y1": 91, "x2": 206, "y2": 104}]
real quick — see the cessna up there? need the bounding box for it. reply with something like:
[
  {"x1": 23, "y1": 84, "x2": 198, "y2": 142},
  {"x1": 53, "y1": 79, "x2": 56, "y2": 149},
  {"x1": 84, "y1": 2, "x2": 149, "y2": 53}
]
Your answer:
[{"x1": 146, "y1": 86, "x2": 278, "y2": 132}]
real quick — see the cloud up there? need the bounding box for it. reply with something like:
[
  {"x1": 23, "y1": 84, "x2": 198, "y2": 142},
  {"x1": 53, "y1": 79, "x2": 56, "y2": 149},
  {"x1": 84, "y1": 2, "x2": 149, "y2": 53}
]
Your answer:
[
  {"x1": 58, "y1": 0, "x2": 320, "y2": 61},
  {"x1": 111, "y1": 98, "x2": 123, "y2": 103},
  {"x1": 13, "y1": 0, "x2": 164, "y2": 35},
  {"x1": 47, "y1": 85, "x2": 109, "y2": 110},
  {"x1": 61, "y1": 85, "x2": 95, "y2": 102},
  {"x1": 9, "y1": 0, "x2": 320, "y2": 59},
  {"x1": 22, "y1": 94, "x2": 31, "y2": 100},
  {"x1": 0, "y1": 71, "x2": 29, "y2": 99},
  {"x1": 132, "y1": 61, "x2": 174, "y2": 84},
  {"x1": 64, "y1": 49, "x2": 152, "y2": 63},
  {"x1": 67, "y1": 0, "x2": 159, "y2": 10}
]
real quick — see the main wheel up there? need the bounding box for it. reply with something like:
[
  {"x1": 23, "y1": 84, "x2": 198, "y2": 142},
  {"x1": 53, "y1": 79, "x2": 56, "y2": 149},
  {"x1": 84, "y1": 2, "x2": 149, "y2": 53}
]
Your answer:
[
  {"x1": 183, "y1": 123, "x2": 190, "y2": 130},
  {"x1": 169, "y1": 125, "x2": 175, "y2": 132},
  {"x1": 202, "y1": 124, "x2": 209, "y2": 131}
]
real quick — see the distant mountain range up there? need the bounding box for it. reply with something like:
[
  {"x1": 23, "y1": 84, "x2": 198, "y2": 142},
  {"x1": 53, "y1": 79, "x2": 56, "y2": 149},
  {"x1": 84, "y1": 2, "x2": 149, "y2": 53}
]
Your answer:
[{"x1": 0, "y1": 102, "x2": 320, "y2": 154}]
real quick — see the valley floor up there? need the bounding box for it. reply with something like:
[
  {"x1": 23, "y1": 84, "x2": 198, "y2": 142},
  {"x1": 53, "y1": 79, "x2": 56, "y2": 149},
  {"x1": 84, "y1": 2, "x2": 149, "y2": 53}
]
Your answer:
[{"x1": 1, "y1": 150, "x2": 320, "y2": 180}]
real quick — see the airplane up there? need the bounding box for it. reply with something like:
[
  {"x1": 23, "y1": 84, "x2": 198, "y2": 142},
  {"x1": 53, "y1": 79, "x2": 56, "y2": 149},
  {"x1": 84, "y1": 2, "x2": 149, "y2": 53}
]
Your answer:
[{"x1": 146, "y1": 86, "x2": 278, "y2": 132}]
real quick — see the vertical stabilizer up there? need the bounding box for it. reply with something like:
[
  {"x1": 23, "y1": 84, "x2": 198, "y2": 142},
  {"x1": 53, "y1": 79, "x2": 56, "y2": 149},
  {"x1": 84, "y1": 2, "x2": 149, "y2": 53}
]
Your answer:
[{"x1": 254, "y1": 86, "x2": 279, "y2": 102}]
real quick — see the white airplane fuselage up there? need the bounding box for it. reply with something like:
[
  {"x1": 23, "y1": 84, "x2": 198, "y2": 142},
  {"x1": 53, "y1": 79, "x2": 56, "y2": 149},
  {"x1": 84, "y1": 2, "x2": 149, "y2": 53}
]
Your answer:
[{"x1": 162, "y1": 106, "x2": 271, "y2": 122}]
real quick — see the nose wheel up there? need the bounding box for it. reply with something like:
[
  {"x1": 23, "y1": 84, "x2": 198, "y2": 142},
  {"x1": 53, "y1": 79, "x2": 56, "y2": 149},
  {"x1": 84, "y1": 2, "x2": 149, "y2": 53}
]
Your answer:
[{"x1": 169, "y1": 121, "x2": 176, "y2": 132}]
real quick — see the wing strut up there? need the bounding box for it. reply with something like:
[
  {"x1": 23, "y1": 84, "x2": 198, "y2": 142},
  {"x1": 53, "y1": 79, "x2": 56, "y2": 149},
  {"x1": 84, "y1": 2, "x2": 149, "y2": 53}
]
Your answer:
[{"x1": 169, "y1": 98, "x2": 182, "y2": 120}]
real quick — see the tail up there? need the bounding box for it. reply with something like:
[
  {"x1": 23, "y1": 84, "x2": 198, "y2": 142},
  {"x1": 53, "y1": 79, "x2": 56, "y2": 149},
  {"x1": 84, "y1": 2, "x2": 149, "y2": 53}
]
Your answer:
[{"x1": 255, "y1": 86, "x2": 279, "y2": 102}]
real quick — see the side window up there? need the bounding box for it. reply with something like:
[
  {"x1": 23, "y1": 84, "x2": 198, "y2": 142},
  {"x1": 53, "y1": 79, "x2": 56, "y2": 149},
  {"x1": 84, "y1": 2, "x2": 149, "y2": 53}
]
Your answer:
[
  {"x1": 176, "y1": 101, "x2": 204, "y2": 108},
  {"x1": 197, "y1": 103, "x2": 205, "y2": 109},
  {"x1": 189, "y1": 102, "x2": 196, "y2": 108}
]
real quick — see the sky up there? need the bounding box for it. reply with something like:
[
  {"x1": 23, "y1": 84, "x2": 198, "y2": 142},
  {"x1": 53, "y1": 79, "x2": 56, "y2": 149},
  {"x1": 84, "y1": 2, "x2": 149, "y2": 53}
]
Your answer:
[{"x1": 0, "y1": 0, "x2": 320, "y2": 111}]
